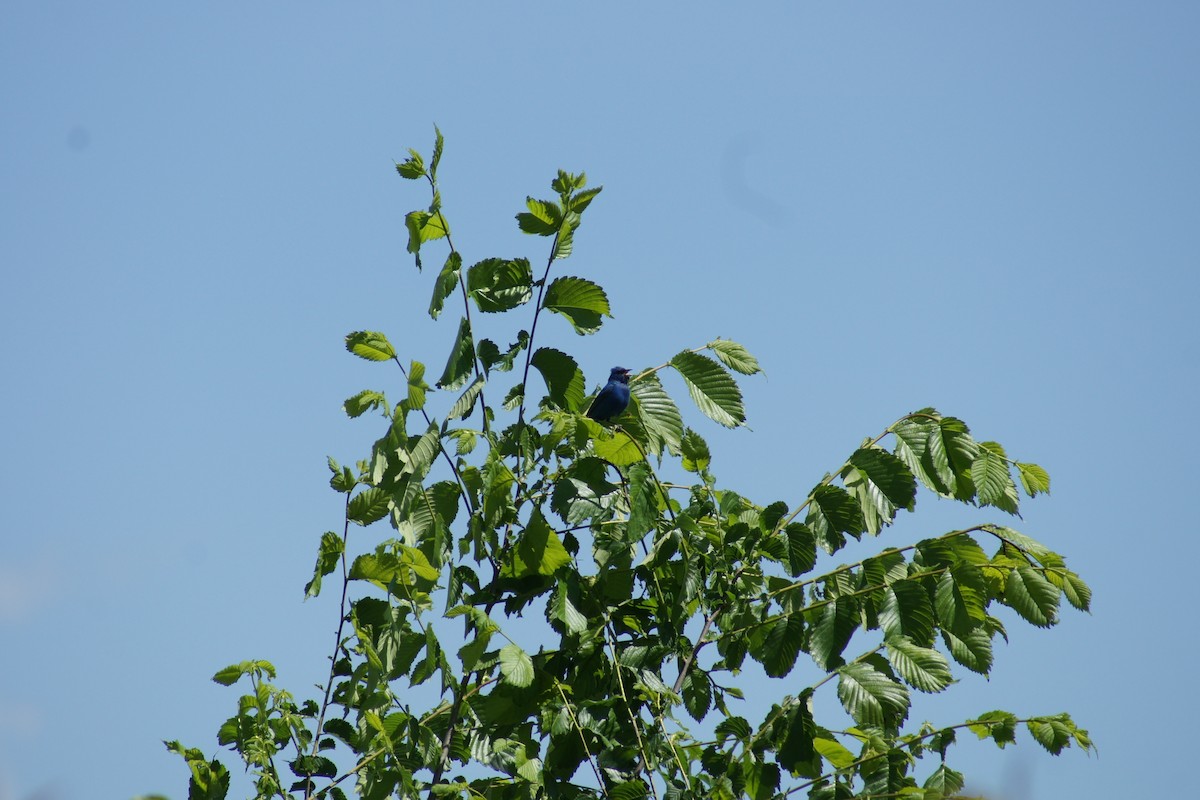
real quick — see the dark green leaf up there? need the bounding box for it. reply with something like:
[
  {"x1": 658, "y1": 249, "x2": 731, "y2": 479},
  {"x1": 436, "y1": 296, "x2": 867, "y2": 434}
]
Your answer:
[
  {"x1": 304, "y1": 531, "x2": 343, "y2": 599},
  {"x1": 343, "y1": 390, "x2": 387, "y2": 419},
  {"x1": 437, "y1": 317, "x2": 475, "y2": 390},
  {"x1": 670, "y1": 351, "x2": 745, "y2": 428},
  {"x1": 884, "y1": 635, "x2": 953, "y2": 693},
  {"x1": 680, "y1": 428, "x2": 711, "y2": 473},
  {"x1": 973, "y1": 441, "x2": 1020, "y2": 514},
  {"x1": 503, "y1": 509, "x2": 572, "y2": 577},
  {"x1": 1005, "y1": 566, "x2": 1060, "y2": 627},
  {"x1": 542, "y1": 276, "x2": 611, "y2": 335},
  {"x1": 631, "y1": 374, "x2": 684, "y2": 457},
  {"x1": 761, "y1": 614, "x2": 805, "y2": 678},
  {"x1": 835, "y1": 661, "x2": 910, "y2": 727},
  {"x1": 345, "y1": 331, "x2": 396, "y2": 362},
  {"x1": 531, "y1": 348, "x2": 586, "y2": 412},
  {"x1": 467, "y1": 258, "x2": 534, "y2": 313},
  {"x1": 428, "y1": 252, "x2": 461, "y2": 320},
  {"x1": 806, "y1": 484, "x2": 865, "y2": 553},
  {"x1": 348, "y1": 487, "x2": 389, "y2": 526},
  {"x1": 516, "y1": 197, "x2": 562, "y2": 235}
]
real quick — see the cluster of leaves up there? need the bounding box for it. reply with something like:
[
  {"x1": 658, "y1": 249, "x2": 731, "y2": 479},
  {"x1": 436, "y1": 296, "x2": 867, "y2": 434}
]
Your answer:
[{"x1": 167, "y1": 131, "x2": 1092, "y2": 800}]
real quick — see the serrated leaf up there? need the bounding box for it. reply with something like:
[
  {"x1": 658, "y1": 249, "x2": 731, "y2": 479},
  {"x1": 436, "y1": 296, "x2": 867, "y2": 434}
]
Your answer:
[
  {"x1": 212, "y1": 660, "x2": 275, "y2": 686},
  {"x1": 940, "y1": 627, "x2": 993, "y2": 675},
  {"x1": 344, "y1": 390, "x2": 387, "y2": 419},
  {"x1": 807, "y1": 484, "x2": 865, "y2": 553},
  {"x1": 553, "y1": 211, "x2": 580, "y2": 260},
  {"x1": 670, "y1": 351, "x2": 746, "y2": 428},
  {"x1": 531, "y1": 348, "x2": 586, "y2": 412},
  {"x1": 844, "y1": 447, "x2": 917, "y2": 534},
  {"x1": 348, "y1": 487, "x2": 389, "y2": 525},
  {"x1": 1027, "y1": 715, "x2": 1075, "y2": 755},
  {"x1": 973, "y1": 442, "x2": 1020, "y2": 514},
  {"x1": 680, "y1": 428, "x2": 711, "y2": 473},
  {"x1": 516, "y1": 197, "x2": 562, "y2": 236},
  {"x1": 304, "y1": 531, "x2": 343, "y2": 599},
  {"x1": 550, "y1": 583, "x2": 588, "y2": 633},
  {"x1": 1005, "y1": 566, "x2": 1060, "y2": 627},
  {"x1": 467, "y1": 257, "x2": 534, "y2": 313},
  {"x1": 542, "y1": 276, "x2": 611, "y2": 335},
  {"x1": 498, "y1": 644, "x2": 534, "y2": 688},
  {"x1": 503, "y1": 509, "x2": 572, "y2": 578},
  {"x1": 761, "y1": 614, "x2": 804, "y2": 678},
  {"x1": 934, "y1": 565, "x2": 987, "y2": 635},
  {"x1": 708, "y1": 339, "x2": 763, "y2": 375},
  {"x1": 395, "y1": 149, "x2": 424, "y2": 180},
  {"x1": 428, "y1": 252, "x2": 461, "y2": 320},
  {"x1": 592, "y1": 429, "x2": 644, "y2": 466},
  {"x1": 430, "y1": 125, "x2": 444, "y2": 178},
  {"x1": 447, "y1": 376, "x2": 484, "y2": 421},
  {"x1": 877, "y1": 580, "x2": 934, "y2": 647},
  {"x1": 631, "y1": 374, "x2": 684, "y2": 457},
  {"x1": 836, "y1": 661, "x2": 910, "y2": 727},
  {"x1": 1016, "y1": 462, "x2": 1051, "y2": 496},
  {"x1": 885, "y1": 635, "x2": 953, "y2": 693},
  {"x1": 923, "y1": 764, "x2": 965, "y2": 795},
  {"x1": 346, "y1": 331, "x2": 396, "y2": 362},
  {"x1": 783, "y1": 523, "x2": 817, "y2": 576},
  {"x1": 437, "y1": 317, "x2": 475, "y2": 390},
  {"x1": 405, "y1": 210, "x2": 449, "y2": 255}
]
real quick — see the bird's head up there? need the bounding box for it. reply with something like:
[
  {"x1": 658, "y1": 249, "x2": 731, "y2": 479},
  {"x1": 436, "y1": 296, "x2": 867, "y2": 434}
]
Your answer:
[{"x1": 609, "y1": 367, "x2": 631, "y2": 384}]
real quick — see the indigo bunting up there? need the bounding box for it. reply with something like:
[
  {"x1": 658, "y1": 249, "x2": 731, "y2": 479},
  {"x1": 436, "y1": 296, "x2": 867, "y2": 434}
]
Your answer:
[{"x1": 586, "y1": 367, "x2": 632, "y2": 422}]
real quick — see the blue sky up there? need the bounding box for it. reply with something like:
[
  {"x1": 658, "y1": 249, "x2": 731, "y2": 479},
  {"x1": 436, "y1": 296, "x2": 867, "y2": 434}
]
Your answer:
[{"x1": 2, "y1": 3, "x2": 1197, "y2": 798}]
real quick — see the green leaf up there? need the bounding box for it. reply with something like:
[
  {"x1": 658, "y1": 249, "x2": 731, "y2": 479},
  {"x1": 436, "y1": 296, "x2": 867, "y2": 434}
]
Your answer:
[
  {"x1": 531, "y1": 348, "x2": 586, "y2": 412},
  {"x1": 761, "y1": 614, "x2": 804, "y2": 678},
  {"x1": 592, "y1": 429, "x2": 644, "y2": 466},
  {"x1": 478, "y1": 332, "x2": 528, "y2": 375},
  {"x1": 783, "y1": 523, "x2": 817, "y2": 576},
  {"x1": 631, "y1": 374, "x2": 684, "y2": 457},
  {"x1": 1005, "y1": 566, "x2": 1060, "y2": 628},
  {"x1": 836, "y1": 661, "x2": 910, "y2": 727},
  {"x1": 670, "y1": 351, "x2": 746, "y2": 428},
  {"x1": 498, "y1": 643, "x2": 535, "y2": 688},
  {"x1": 345, "y1": 331, "x2": 396, "y2": 362},
  {"x1": 973, "y1": 441, "x2": 1020, "y2": 514},
  {"x1": 1027, "y1": 715, "x2": 1076, "y2": 755},
  {"x1": 437, "y1": 317, "x2": 475, "y2": 390},
  {"x1": 553, "y1": 211, "x2": 580, "y2": 260},
  {"x1": 550, "y1": 582, "x2": 588, "y2": 634},
  {"x1": 968, "y1": 710, "x2": 1018, "y2": 747},
  {"x1": 877, "y1": 579, "x2": 934, "y2": 647},
  {"x1": 304, "y1": 532, "x2": 343, "y2": 599},
  {"x1": 1016, "y1": 462, "x2": 1051, "y2": 496},
  {"x1": 941, "y1": 627, "x2": 994, "y2": 675},
  {"x1": 923, "y1": 764, "x2": 965, "y2": 795},
  {"x1": 806, "y1": 484, "x2": 865, "y2": 553},
  {"x1": 708, "y1": 339, "x2": 763, "y2": 375},
  {"x1": 447, "y1": 376, "x2": 484, "y2": 421},
  {"x1": 844, "y1": 447, "x2": 917, "y2": 533},
  {"x1": 406, "y1": 361, "x2": 428, "y2": 410},
  {"x1": 925, "y1": 417, "x2": 979, "y2": 499},
  {"x1": 885, "y1": 635, "x2": 953, "y2": 693},
  {"x1": 350, "y1": 547, "x2": 440, "y2": 586},
  {"x1": 430, "y1": 125, "x2": 444, "y2": 178},
  {"x1": 428, "y1": 252, "x2": 461, "y2": 320},
  {"x1": 516, "y1": 197, "x2": 562, "y2": 236},
  {"x1": 405, "y1": 209, "x2": 449, "y2": 256},
  {"x1": 813, "y1": 735, "x2": 855, "y2": 770},
  {"x1": 395, "y1": 149, "x2": 425, "y2": 180},
  {"x1": 348, "y1": 487, "x2": 389, "y2": 526},
  {"x1": 542, "y1": 276, "x2": 611, "y2": 335},
  {"x1": 934, "y1": 565, "x2": 987, "y2": 635},
  {"x1": 467, "y1": 257, "x2": 534, "y2": 313},
  {"x1": 503, "y1": 509, "x2": 572, "y2": 578},
  {"x1": 211, "y1": 660, "x2": 275, "y2": 686},
  {"x1": 680, "y1": 428, "x2": 711, "y2": 473},
  {"x1": 344, "y1": 390, "x2": 387, "y2": 419}
]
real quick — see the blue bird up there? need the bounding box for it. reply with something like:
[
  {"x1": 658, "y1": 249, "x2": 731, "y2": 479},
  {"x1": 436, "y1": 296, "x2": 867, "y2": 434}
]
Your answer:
[{"x1": 586, "y1": 366, "x2": 632, "y2": 422}]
